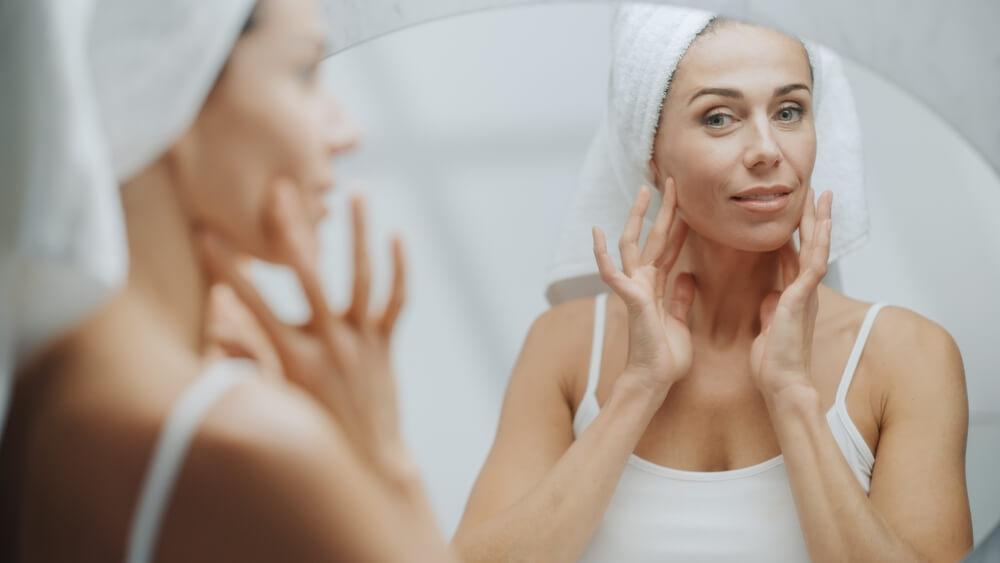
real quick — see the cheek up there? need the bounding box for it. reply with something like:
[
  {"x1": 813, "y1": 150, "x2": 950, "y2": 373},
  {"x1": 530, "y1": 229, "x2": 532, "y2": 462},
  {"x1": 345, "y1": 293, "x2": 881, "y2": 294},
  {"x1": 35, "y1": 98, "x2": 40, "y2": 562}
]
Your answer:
[
  {"x1": 666, "y1": 140, "x2": 735, "y2": 206},
  {"x1": 259, "y1": 92, "x2": 333, "y2": 193},
  {"x1": 782, "y1": 129, "x2": 817, "y2": 186}
]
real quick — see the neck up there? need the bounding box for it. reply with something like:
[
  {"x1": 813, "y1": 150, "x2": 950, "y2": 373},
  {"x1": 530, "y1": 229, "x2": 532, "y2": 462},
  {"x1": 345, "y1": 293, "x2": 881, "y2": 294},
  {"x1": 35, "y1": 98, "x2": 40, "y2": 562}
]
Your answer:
[
  {"x1": 672, "y1": 231, "x2": 784, "y2": 345},
  {"x1": 118, "y1": 159, "x2": 207, "y2": 356}
]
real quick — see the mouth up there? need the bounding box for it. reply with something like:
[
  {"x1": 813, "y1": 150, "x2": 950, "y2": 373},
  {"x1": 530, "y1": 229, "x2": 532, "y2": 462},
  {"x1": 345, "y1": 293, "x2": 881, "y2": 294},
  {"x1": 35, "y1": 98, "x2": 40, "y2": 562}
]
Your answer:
[{"x1": 730, "y1": 186, "x2": 793, "y2": 213}]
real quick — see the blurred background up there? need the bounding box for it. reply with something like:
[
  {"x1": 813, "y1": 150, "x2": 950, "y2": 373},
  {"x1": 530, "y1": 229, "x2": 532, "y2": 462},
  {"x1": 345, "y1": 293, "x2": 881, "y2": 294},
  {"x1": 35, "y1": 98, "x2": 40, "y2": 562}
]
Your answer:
[{"x1": 250, "y1": 3, "x2": 1000, "y2": 544}]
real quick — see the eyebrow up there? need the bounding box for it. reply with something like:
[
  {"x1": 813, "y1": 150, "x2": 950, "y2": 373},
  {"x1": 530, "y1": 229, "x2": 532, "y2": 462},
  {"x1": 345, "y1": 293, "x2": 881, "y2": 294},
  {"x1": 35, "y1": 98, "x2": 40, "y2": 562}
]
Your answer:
[{"x1": 688, "y1": 83, "x2": 812, "y2": 105}]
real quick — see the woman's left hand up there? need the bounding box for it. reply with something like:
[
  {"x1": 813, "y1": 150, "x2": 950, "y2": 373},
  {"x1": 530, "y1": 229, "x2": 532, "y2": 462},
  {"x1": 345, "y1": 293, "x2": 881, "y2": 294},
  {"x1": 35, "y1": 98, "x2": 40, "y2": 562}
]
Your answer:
[
  {"x1": 203, "y1": 274, "x2": 284, "y2": 381},
  {"x1": 750, "y1": 188, "x2": 833, "y2": 400}
]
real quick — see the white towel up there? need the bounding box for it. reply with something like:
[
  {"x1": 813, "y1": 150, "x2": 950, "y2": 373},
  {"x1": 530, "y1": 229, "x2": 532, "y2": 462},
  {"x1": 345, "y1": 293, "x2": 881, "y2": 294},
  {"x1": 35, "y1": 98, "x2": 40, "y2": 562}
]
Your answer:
[
  {"x1": 0, "y1": 0, "x2": 256, "y2": 437},
  {"x1": 546, "y1": 3, "x2": 868, "y2": 304}
]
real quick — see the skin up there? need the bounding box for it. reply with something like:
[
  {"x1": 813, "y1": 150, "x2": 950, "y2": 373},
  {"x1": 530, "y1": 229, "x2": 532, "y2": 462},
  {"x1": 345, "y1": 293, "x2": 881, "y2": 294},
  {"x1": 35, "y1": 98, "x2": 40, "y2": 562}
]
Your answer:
[
  {"x1": 452, "y1": 22, "x2": 972, "y2": 563},
  {"x1": 0, "y1": 1, "x2": 456, "y2": 561}
]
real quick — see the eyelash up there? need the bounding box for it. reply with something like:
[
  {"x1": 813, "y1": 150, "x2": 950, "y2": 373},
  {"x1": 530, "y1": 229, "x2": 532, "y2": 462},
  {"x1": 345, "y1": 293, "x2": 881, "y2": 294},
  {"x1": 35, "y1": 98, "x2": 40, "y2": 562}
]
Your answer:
[
  {"x1": 701, "y1": 112, "x2": 732, "y2": 128},
  {"x1": 700, "y1": 104, "x2": 807, "y2": 129},
  {"x1": 775, "y1": 104, "x2": 805, "y2": 122}
]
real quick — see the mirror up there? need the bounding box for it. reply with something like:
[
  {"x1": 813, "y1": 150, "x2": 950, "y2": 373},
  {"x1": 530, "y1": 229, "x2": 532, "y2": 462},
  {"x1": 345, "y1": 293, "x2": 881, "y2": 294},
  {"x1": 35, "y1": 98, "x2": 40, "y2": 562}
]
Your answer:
[
  {"x1": 323, "y1": 0, "x2": 1000, "y2": 177},
  {"x1": 254, "y1": 2, "x2": 1000, "y2": 547}
]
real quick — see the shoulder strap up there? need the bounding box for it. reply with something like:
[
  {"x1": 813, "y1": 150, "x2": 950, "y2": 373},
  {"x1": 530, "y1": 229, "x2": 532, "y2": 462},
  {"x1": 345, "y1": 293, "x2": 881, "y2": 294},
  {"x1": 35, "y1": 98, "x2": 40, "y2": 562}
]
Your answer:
[
  {"x1": 125, "y1": 361, "x2": 249, "y2": 563},
  {"x1": 584, "y1": 293, "x2": 608, "y2": 402},
  {"x1": 835, "y1": 303, "x2": 888, "y2": 404}
]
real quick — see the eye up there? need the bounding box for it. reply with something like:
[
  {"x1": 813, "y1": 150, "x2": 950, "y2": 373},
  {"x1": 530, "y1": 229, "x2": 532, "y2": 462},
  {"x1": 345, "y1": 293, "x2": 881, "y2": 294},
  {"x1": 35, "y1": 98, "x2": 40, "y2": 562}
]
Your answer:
[
  {"x1": 775, "y1": 105, "x2": 805, "y2": 123},
  {"x1": 702, "y1": 112, "x2": 733, "y2": 129}
]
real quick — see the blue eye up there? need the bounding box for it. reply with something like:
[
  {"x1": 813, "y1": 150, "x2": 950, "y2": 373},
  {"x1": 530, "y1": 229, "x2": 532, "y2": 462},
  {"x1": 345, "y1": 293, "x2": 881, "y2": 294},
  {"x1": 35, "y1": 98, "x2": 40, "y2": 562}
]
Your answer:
[
  {"x1": 775, "y1": 106, "x2": 804, "y2": 122},
  {"x1": 702, "y1": 112, "x2": 733, "y2": 128}
]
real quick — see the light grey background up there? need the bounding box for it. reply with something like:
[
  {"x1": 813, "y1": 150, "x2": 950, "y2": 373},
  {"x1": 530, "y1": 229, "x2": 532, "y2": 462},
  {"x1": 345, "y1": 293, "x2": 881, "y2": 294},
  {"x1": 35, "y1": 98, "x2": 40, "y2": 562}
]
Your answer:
[
  {"x1": 255, "y1": 3, "x2": 1000, "y2": 547},
  {"x1": 322, "y1": 0, "x2": 1000, "y2": 176}
]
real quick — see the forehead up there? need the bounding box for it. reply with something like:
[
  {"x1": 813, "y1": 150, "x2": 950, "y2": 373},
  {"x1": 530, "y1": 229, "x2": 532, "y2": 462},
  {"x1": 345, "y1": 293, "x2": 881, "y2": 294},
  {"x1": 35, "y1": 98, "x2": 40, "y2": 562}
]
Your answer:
[{"x1": 669, "y1": 23, "x2": 812, "y2": 100}]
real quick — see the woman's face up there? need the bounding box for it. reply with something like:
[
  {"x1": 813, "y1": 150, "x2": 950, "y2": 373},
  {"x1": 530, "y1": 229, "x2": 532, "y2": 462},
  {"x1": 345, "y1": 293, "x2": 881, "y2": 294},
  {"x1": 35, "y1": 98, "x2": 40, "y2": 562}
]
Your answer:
[
  {"x1": 172, "y1": 0, "x2": 357, "y2": 262},
  {"x1": 650, "y1": 22, "x2": 816, "y2": 252}
]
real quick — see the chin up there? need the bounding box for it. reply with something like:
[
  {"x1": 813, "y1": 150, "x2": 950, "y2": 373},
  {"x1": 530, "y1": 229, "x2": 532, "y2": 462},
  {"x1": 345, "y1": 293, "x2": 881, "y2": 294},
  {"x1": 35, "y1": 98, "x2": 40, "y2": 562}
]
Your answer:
[{"x1": 727, "y1": 222, "x2": 797, "y2": 253}]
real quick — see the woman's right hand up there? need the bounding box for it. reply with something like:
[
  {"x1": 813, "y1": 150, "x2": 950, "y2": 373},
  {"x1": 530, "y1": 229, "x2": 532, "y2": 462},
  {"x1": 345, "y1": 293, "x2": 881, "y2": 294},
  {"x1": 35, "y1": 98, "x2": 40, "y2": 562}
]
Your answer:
[
  {"x1": 592, "y1": 180, "x2": 695, "y2": 396},
  {"x1": 199, "y1": 180, "x2": 411, "y2": 482}
]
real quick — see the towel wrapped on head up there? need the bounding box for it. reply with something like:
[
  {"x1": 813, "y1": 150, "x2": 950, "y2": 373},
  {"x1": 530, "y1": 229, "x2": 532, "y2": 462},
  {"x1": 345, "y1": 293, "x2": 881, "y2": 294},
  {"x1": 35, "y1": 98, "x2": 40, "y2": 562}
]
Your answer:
[
  {"x1": 545, "y1": 3, "x2": 868, "y2": 305},
  {"x1": 0, "y1": 0, "x2": 258, "y2": 436}
]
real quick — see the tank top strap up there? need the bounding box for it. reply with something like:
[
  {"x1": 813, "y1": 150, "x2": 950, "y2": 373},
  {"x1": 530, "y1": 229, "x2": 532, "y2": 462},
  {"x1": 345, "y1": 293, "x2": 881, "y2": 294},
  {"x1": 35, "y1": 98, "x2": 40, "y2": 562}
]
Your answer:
[
  {"x1": 584, "y1": 293, "x2": 608, "y2": 402},
  {"x1": 835, "y1": 302, "x2": 888, "y2": 405},
  {"x1": 124, "y1": 359, "x2": 253, "y2": 563}
]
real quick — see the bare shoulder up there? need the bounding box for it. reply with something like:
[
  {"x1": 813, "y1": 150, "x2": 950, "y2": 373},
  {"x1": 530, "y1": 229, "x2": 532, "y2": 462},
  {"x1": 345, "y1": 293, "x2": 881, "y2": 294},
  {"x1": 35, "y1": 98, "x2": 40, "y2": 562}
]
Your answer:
[
  {"x1": 819, "y1": 286, "x2": 966, "y2": 407},
  {"x1": 820, "y1": 286, "x2": 962, "y2": 371},
  {"x1": 866, "y1": 305, "x2": 966, "y2": 395},
  {"x1": 158, "y1": 373, "x2": 406, "y2": 562},
  {"x1": 519, "y1": 296, "x2": 602, "y2": 405},
  {"x1": 527, "y1": 296, "x2": 599, "y2": 346},
  {"x1": 822, "y1": 287, "x2": 966, "y2": 418}
]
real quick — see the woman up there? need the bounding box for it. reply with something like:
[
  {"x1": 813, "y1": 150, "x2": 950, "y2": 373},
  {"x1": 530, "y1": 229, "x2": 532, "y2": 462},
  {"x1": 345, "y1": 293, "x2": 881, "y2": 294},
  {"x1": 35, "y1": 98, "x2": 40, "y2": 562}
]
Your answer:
[
  {"x1": 0, "y1": 0, "x2": 454, "y2": 561},
  {"x1": 452, "y1": 5, "x2": 973, "y2": 562}
]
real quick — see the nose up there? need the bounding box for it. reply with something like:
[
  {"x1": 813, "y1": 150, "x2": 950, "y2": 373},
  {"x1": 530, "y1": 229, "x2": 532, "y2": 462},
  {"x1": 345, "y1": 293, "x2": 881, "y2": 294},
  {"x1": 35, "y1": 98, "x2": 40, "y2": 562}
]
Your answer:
[
  {"x1": 743, "y1": 116, "x2": 782, "y2": 170},
  {"x1": 326, "y1": 98, "x2": 360, "y2": 154}
]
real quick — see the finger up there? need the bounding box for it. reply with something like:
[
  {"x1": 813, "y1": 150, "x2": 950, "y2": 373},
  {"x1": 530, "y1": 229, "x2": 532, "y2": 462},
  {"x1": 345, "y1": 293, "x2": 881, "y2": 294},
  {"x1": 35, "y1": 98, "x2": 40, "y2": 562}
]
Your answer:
[
  {"x1": 640, "y1": 180, "x2": 675, "y2": 264},
  {"x1": 655, "y1": 258, "x2": 669, "y2": 299},
  {"x1": 593, "y1": 227, "x2": 633, "y2": 294},
  {"x1": 799, "y1": 187, "x2": 816, "y2": 251},
  {"x1": 271, "y1": 181, "x2": 333, "y2": 332},
  {"x1": 619, "y1": 186, "x2": 650, "y2": 276},
  {"x1": 379, "y1": 235, "x2": 407, "y2": 335},
  {"x1": 778, "y1": 240, "x2": 799, "y2": 289},
  {"x1": 800, "y1": 191, "x2": 833, "y2": 286},
  {"x1": 806, "y1": 217, "x2": 832, "y2": 285},
  {"x1": 816, "y1": 190, "x2": 833, "y2": 222},
  {"x1": 667, "y1": 272, "x2": 696, "y2": 325},
  {"x1": 654, "y1": 218, "x2": 688, "y2": 270},
  {"x1": 345, "y1": 195, "x2": 371, "y2": 323},
  {"x1": 812, "y1": 191, "x2": 833, "y2": 266},
  {"x1": 198, "y1": 231, "x2": 290, "y2": 354},
  {"x1": 759, "y1": 291, "x2": 781, "y2": 333}
]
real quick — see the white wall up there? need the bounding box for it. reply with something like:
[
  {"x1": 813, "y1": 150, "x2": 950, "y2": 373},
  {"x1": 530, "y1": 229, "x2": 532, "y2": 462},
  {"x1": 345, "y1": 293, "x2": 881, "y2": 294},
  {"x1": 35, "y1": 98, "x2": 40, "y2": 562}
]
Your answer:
[{"x1": 254, "y1": 3, "x2": 1000, "y2": 545}]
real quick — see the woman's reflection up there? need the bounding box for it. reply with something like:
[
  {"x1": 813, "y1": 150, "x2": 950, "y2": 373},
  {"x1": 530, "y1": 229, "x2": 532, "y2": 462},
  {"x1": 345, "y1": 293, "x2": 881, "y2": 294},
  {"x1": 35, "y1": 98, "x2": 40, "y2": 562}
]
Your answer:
[{"x1": 452, "y1": 5, "x2": 973, "y2": 562}]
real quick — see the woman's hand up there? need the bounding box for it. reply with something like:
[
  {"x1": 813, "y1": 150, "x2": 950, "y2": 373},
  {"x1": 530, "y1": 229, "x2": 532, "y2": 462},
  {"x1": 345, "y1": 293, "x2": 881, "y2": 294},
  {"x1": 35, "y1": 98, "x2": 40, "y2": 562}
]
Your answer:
[
  {"x1": 750, "y1": 188, "x2": 833, "y2": 400},
  {"x1": 203, "y1": 269, "x2": 284, "y2": 381},
  {"x1": 199, "y1": 180, "x2": 410, "y2": 480},
  {"x1": 592, "y1": 180, "x2": 695, "y2": 397}
]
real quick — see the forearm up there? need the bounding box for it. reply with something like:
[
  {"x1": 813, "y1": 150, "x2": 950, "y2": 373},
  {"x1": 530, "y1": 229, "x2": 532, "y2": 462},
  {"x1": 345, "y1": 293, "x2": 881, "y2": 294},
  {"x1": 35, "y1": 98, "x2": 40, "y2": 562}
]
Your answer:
[
  {"x1": 453, "y1": 376, "x2": 664, "y2": 563},
  {"x1": 767, "y1": 385, "x2": 928, "y2": 563}
]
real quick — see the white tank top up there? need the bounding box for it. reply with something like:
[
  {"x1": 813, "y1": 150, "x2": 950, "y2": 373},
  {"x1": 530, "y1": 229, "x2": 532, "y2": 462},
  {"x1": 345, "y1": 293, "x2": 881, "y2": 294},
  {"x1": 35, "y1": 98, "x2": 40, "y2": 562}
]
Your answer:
[{"x1": 573, "y1": 294, "x2": 884, "y2": 563}]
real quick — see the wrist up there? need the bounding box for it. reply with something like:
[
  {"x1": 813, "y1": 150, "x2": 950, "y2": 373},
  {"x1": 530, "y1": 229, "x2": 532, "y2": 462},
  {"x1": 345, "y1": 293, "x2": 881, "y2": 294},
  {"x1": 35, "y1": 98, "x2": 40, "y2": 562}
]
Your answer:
[
  {"x1": 610, "y1": 371, "x2": 672, "y2": 415},
  {"x1": 369, "y1": 440, "x2": 424, "y2": 494},
  {"x1": 764, "y1": 382, "x2": 822, "y2": 422}
]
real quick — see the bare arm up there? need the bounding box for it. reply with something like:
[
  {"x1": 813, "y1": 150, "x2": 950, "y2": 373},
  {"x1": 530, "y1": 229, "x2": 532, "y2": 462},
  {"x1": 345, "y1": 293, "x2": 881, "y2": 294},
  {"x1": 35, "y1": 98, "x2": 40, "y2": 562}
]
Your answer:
[
  {"x1": 452, "y1": 305, "x2": 668, "y2": 563},
  {"x1": 453, "y1": 184, "x2": 695, "y2": 563},
  {"x1": 751, "y1": 191, "x2": 972, "y2": 562},
  {"x1": 770, "y1": 308, "x2": 972, "y2": 563}
]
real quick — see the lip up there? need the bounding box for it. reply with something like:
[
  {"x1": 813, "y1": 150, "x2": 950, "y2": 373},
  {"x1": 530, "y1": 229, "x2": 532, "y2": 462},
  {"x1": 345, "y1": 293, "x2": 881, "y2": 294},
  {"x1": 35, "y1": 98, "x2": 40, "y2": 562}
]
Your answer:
[{"x1": 730, "y1": 185, "x2": 793, "y2": 214}]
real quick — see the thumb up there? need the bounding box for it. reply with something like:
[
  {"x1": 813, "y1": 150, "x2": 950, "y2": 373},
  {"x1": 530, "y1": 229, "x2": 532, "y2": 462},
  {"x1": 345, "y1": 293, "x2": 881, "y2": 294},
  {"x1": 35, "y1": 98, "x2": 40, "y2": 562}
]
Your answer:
[
  {"x1": 759, "y1": 291, "x2": 781, "y2": 333},
  {"x1": 667, "y1": 273, "x2": 696, "y2": 325}
]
